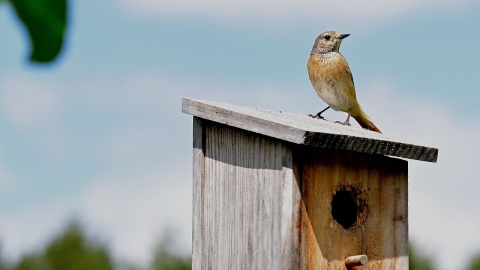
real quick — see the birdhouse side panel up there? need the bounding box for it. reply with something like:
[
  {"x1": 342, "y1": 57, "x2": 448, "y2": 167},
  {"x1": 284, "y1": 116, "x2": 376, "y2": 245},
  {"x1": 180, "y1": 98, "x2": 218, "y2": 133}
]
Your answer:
[{"x1": 192, "y1": 118, "x2": 296, "y2": 270}]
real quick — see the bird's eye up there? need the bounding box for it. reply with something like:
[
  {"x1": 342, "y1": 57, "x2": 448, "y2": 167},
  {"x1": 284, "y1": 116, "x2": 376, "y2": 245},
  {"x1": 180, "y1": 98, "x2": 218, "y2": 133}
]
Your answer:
[{"x1": 324, "y1": 35, "x2": 331, "y2": 40}]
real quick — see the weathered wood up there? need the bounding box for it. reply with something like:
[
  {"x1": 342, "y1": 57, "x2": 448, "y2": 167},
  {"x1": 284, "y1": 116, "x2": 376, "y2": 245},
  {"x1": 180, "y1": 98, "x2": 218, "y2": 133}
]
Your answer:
[
  {"x1": 295, "y1": 148, "x2": 408, "y2": 269},
  {"x1": 182, "y1": 97, "x2": 438, "y2": 162},
  {"x1": 192, "y1": 117, "x2": 205, "y2": 270},
  {"x1": 191, "y1": 118, "x2": 409, "y2": 269},
  {"x1": 192, "y1": 119, "x2": 297, "y2": 269}
]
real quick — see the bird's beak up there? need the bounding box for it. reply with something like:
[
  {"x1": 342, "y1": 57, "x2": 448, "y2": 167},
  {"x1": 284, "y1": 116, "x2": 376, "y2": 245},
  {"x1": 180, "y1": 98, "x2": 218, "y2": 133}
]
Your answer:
[{"x1": 339, "y1": 34, "x2": 350, "y2": 39}]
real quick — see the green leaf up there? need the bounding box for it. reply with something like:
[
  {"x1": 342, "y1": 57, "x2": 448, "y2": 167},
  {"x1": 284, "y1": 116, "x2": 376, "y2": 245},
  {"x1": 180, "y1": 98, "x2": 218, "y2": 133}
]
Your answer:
[{"x1": 8, "y1": 0, "x2": 68, "y2": 63}]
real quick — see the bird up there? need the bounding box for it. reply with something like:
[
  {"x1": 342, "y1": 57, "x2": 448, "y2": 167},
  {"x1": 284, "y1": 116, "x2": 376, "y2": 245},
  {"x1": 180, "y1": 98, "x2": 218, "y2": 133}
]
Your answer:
[{"x1": 307, "y1": 31, "x2": 381, "y2": 133}]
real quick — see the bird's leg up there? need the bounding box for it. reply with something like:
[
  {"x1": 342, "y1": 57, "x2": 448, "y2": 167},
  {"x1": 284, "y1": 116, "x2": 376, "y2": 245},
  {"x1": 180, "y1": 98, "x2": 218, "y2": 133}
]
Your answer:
[
  {"x1": 335, "y1": 106, "x2": 352, "y2": 126},
  {"x1": 342, "y1": 114, "x2": 351, "y2": 126},
  {"x1": 308, "y1": 106, "x2": 330, "y2": 119}
]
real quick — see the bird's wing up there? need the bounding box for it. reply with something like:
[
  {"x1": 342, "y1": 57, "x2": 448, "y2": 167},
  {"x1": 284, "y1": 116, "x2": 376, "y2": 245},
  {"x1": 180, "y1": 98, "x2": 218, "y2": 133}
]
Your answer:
[{"x1": 335, "y1": 54, "x2": 357, "y2": 100}]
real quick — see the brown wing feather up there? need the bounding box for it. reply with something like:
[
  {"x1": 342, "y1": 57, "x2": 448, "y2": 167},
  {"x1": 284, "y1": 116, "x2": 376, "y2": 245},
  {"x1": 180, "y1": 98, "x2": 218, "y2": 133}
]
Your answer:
[{"x1": 335, "y1": 53, "x2": 357, "y2": 101}]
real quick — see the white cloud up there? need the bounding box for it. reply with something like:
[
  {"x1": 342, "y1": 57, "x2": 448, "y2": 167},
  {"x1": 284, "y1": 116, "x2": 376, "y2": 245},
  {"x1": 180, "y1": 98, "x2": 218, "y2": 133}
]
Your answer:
[
  {"x1": 0, "y1": 203, "x2": 73, "y2": 262},
  {"x1": 1, "y1": 78, "x2": 61, "y2": 130},
  {"x1": 78, "y1": 166, "x2": 192, "y2": 264},
  {"x1": 120, "y1": 0, "x2": 473, "y2": 27},
  {"x1": 0, "y1": 155, "x2": 25, "y2": 193},
  {"x1": 0, "y1": 77, "x2": 73, "y2": 164}
]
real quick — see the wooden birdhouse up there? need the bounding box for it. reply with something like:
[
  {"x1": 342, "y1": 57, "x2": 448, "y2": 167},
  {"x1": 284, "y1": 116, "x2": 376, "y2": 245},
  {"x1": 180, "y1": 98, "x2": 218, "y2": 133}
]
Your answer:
[{"x1": 182, "y1": 98, "x2": 438, "y2": 270}]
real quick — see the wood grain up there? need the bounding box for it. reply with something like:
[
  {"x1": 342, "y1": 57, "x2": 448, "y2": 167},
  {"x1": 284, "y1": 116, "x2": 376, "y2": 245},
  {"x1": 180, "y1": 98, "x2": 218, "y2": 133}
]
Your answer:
[
  {"x1": 191, "y1": 117, "x2": 409, "y2": 269},
  {"x1": 192, "y1": 119, "x2": 297, "y2": 269},
  {"x1": 192, "y1": 117, "x2": 205, "y2": 270},
  {"x1": 182, "y1": 97, "x2": 438, "y2": 162},
  {"x1": 295, "y1": 147, "x2": 408, "y2": 269}
]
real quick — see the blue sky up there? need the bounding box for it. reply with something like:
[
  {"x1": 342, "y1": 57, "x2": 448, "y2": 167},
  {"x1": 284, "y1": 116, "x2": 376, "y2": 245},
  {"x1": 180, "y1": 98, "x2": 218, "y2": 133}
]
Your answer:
[{"x1": 0, "y1": 0, "x2": 479, "y2": 268}]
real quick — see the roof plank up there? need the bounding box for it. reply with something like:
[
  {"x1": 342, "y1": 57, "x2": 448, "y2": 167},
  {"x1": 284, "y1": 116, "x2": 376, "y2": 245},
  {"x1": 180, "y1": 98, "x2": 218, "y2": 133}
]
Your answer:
[{"x1": 182, "y1": 98, "x2": 438, "y2": 162}]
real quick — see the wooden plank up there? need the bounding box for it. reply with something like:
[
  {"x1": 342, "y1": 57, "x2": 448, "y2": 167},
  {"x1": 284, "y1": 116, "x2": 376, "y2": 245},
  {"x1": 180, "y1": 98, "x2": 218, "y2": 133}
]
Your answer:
[
  {"x1": 194, "y1": 120, "x2": 297, "y2": 269},
  {"x1": 191, "y1": 117, "x2": 205, "y2": 269},
  {"x1": 182, "y1": 98, "x2": 438, "y2": 162},
  {"x1": 295, "y1": 147, "x2": 408, "y2": 269}
]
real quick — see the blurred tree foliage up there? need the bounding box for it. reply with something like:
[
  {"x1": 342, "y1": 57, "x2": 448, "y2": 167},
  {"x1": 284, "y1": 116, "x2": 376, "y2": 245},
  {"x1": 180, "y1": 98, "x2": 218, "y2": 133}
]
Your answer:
[
  {"x1": 0, "y1": 249, "x2": 9, "y2": 270},
  {"x1": 0, "y1": 222, "x2": 191, "y2": 270},
  {"x1": 12, "y1": 222, "x2": 480, "y2": 270},
  {"x1": 409, "y1": 243, "x2": 435, "y2": 270},
  {"x1": 466, "y1": 253, "x2": 480, "y2": 270},
  {"x1": 151, "y1": 230, "x2": 191, "y2": 270},
  {"x1": 3, "y1": 0, "x2": 68, "y2": 63},
  {"x1": 13, "y1": 221, "x2": 113, "y2": 270}
]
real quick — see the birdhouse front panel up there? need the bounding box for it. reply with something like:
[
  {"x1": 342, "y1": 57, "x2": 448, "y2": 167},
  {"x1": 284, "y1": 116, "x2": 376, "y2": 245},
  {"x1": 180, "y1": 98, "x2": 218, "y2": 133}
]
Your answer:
[{"x1": 295, "y1": 148, "x2": 408, "y2": 269}]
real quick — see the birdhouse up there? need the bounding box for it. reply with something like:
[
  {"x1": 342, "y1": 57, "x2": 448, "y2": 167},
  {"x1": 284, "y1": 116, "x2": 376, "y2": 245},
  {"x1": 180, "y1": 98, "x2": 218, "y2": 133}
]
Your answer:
[{"x1": 182, "y1": 98, "x2": 438, "y2": 269}]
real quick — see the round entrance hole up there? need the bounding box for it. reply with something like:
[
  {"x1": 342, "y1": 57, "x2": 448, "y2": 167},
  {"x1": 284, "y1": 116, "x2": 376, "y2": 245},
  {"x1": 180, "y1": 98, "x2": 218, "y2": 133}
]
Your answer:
[{"x1": 331, "y1": 190, "x2": 358, "y2": 229}]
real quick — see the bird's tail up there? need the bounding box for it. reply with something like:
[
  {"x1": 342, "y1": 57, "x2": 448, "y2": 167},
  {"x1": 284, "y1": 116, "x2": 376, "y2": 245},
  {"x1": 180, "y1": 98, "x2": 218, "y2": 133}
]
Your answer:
[{"x1": 352, "y1": 111, "x2": 381, "y2": 133}]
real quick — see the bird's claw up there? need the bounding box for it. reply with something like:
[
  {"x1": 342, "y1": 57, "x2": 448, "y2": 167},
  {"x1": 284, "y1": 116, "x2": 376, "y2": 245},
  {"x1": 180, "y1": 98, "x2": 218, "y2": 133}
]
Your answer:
[
  {"x1": 308, "y1": 113, "x2": 325, "y2": 120},
  {"x1": 335, "y1": 121, "x2": 351, "y2": 126}
]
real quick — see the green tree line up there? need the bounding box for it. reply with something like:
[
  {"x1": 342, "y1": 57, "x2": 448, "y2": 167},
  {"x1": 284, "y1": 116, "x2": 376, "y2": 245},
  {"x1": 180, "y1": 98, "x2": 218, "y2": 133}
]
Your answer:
[
  {"x1": 409, "y1": 242, "x2": 480, "y2": 270},
  {"x1": 0, "y1": 221, "x2": 191, "y2": 270},
  {"x1": 0, "y1": 221, "x2": 479, "y2": 270}
]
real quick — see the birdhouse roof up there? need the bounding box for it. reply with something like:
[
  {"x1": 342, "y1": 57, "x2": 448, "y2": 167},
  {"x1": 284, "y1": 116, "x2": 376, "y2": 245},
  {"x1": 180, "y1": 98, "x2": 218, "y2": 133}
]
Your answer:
[{"x1": 182, "y1": 98, "x2": 438, "y2": 162}]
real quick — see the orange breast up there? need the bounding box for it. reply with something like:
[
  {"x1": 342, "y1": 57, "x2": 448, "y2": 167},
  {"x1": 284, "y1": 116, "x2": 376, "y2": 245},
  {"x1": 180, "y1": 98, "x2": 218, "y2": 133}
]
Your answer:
[
  {"x1": 307, "y1": 53, "x2": 358, "y2": 113},
  {"x1": 307, "y1": 55, "x2": 324, "y2": 84}
]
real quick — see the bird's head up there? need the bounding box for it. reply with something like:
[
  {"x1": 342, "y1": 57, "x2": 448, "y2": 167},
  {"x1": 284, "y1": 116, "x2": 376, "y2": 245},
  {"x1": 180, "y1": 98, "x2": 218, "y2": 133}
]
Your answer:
[{"x1": 311, "y1": 31, "x2": 350, "y2": 55}]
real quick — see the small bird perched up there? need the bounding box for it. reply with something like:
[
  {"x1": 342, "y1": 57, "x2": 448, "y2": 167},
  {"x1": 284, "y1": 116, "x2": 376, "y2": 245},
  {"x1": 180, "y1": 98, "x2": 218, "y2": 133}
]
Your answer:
[{"x1": 307, "y1": 31, "x2": 381, "y2": 133}]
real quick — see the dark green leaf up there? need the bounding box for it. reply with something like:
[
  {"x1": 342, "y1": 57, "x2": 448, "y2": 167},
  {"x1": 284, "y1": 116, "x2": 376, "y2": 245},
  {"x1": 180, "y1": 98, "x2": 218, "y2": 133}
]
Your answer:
[{"x1": 8, "y1": 0, "x2": 68, "y2": 63}]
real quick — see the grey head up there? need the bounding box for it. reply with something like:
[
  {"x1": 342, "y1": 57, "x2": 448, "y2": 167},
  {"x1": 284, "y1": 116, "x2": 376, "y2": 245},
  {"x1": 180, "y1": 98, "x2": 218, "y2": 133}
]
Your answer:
[{"x1": 310, "y1": 31, "x2": 350, "y2": 55}]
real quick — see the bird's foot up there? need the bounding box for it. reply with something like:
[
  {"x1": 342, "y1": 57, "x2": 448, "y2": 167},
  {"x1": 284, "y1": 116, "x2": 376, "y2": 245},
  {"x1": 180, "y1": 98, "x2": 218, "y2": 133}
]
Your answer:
[
  {"x1": 308, "y1": 112, "x2": 325, "y2": 120},
  {"x1": 335, "y1": 120, "x2": 351, "y2": 126}
]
